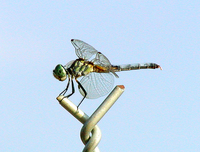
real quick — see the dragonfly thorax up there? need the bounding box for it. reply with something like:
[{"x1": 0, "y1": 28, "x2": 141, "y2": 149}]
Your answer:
[{"x1": 67, "y1": 59, "x2": 94, "y2": 78}]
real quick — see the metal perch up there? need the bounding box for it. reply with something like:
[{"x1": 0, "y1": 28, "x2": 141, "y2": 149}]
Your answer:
[{"x1": 57, "y1": 85, "x2": 125, "y2": 152}]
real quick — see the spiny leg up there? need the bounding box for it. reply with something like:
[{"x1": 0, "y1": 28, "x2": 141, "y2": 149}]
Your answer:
[
  {"x1": 59, "y1": 77, "x2": 75, "y2": 102},
  {"x1": 59, "y1": 77, "x2": 70, "y2": 96},
  {"x1": 66, "y1": 79, "x2": 75, "y2": 98},
  {"x1": 75, "y1": 78, "x2": 87, "y2": 108}
]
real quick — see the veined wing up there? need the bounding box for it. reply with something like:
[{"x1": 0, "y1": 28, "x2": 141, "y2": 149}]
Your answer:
[
  {"x1": 92, "y1": 52, "x2": 119, "y2": 78},
  {"x1": 79, "y1": 72, "x2": 114, "y2": 99},
  {"x1": 71, "y1": 39, "x2": 98, "y2": 60},
  {"x1": 92, "y1": 52, "x2": 111, "y2": 69},
  {"x1": 71, "y1": 39, "x2": 119, "y2": 77}
]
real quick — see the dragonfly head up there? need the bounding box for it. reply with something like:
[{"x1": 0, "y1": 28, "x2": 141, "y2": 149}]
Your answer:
[{"x1": 53, "y1": 64, "x2": 67, "y2": 81}]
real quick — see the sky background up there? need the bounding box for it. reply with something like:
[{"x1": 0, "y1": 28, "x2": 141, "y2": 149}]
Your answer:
[{"x1": 1, "y1": 1, "x2": 200, "y2": 152}]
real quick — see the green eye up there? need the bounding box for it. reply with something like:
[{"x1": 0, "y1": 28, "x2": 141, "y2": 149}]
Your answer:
[{"x1": 53, "y1": 64, "x2": 67, "y2": 81}]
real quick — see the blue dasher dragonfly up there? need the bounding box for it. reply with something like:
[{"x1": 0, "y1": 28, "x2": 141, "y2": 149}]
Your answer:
[{"x1": 53, "y1": 39, "x2": 161, "y2": 108}]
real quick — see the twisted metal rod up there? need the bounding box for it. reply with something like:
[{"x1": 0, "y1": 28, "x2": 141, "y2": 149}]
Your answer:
[
  {"x1": 57, "y1": 85, "x2": 125, "y2": 152},
  {"x1": 81, "y1": 85, "x2": 125, "y2": 152},
  {"x1": 57, "y1": 96, "x2": 101, "y2": 152}
]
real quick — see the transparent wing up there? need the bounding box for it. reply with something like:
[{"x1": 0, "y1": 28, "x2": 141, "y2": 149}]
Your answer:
[
  {"x1": 92, "y1": 52, "x2": 119, "y2": 78},
  {"x1": 71, "y1": 39, "x2": 119, "y2": 77},
  {"x1": 79, "y1": 72, "x2": 114, "y2": 99},
  {"x1": 92, "y1": 52, "x2": 111, "y2": 69},
  {"x1": 71, "y1": 39, "x2": 98, "y2": 60}
]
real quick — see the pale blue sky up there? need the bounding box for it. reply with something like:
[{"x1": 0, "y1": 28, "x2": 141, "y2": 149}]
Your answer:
[{"x1": 1, "y1": 1, "x2": 200, "y2": 152}]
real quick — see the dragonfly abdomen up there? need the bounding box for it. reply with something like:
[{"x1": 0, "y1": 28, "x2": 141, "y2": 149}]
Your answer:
[
  {"x1": 112, "y1": 63, "x2": 161, "y2": 72},
  {"x1": 93, "y1": 65, "x2": 110, "y2": 73}
]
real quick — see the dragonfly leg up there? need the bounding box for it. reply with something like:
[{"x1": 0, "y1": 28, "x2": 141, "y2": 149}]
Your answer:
[
  {"x1": 75, "y1": 78, "x2": 87, "y2": 108},
  {"x1": 66, "y1": 79, "x2": 75, "y2": 98},
  {"x1": 59, "y1": 77, "x2": 70, "y2": 96}
]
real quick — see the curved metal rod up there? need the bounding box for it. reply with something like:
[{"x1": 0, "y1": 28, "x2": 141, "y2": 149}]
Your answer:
[
  {"x1": 57, "y1": 96, "x2": 101, "y2": 152},
  {"x1": 57, "y1": 85, "x2": 125, "y2": 152},
  {"x1": 81, "y1": 85, "x2": 125, "y2": 152}
]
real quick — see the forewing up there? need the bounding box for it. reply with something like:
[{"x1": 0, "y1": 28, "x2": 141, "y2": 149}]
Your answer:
[
  {"x1": 71, "y1": 39, "x2": 98, "y2": 60},
  {"x1": 79, "y1": 73, "x2": 114, "y2": 99}
]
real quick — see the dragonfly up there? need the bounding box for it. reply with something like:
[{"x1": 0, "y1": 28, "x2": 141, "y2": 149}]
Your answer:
[{"x1": 53, "y1": 39, "x2": 162, "y2": 108}]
